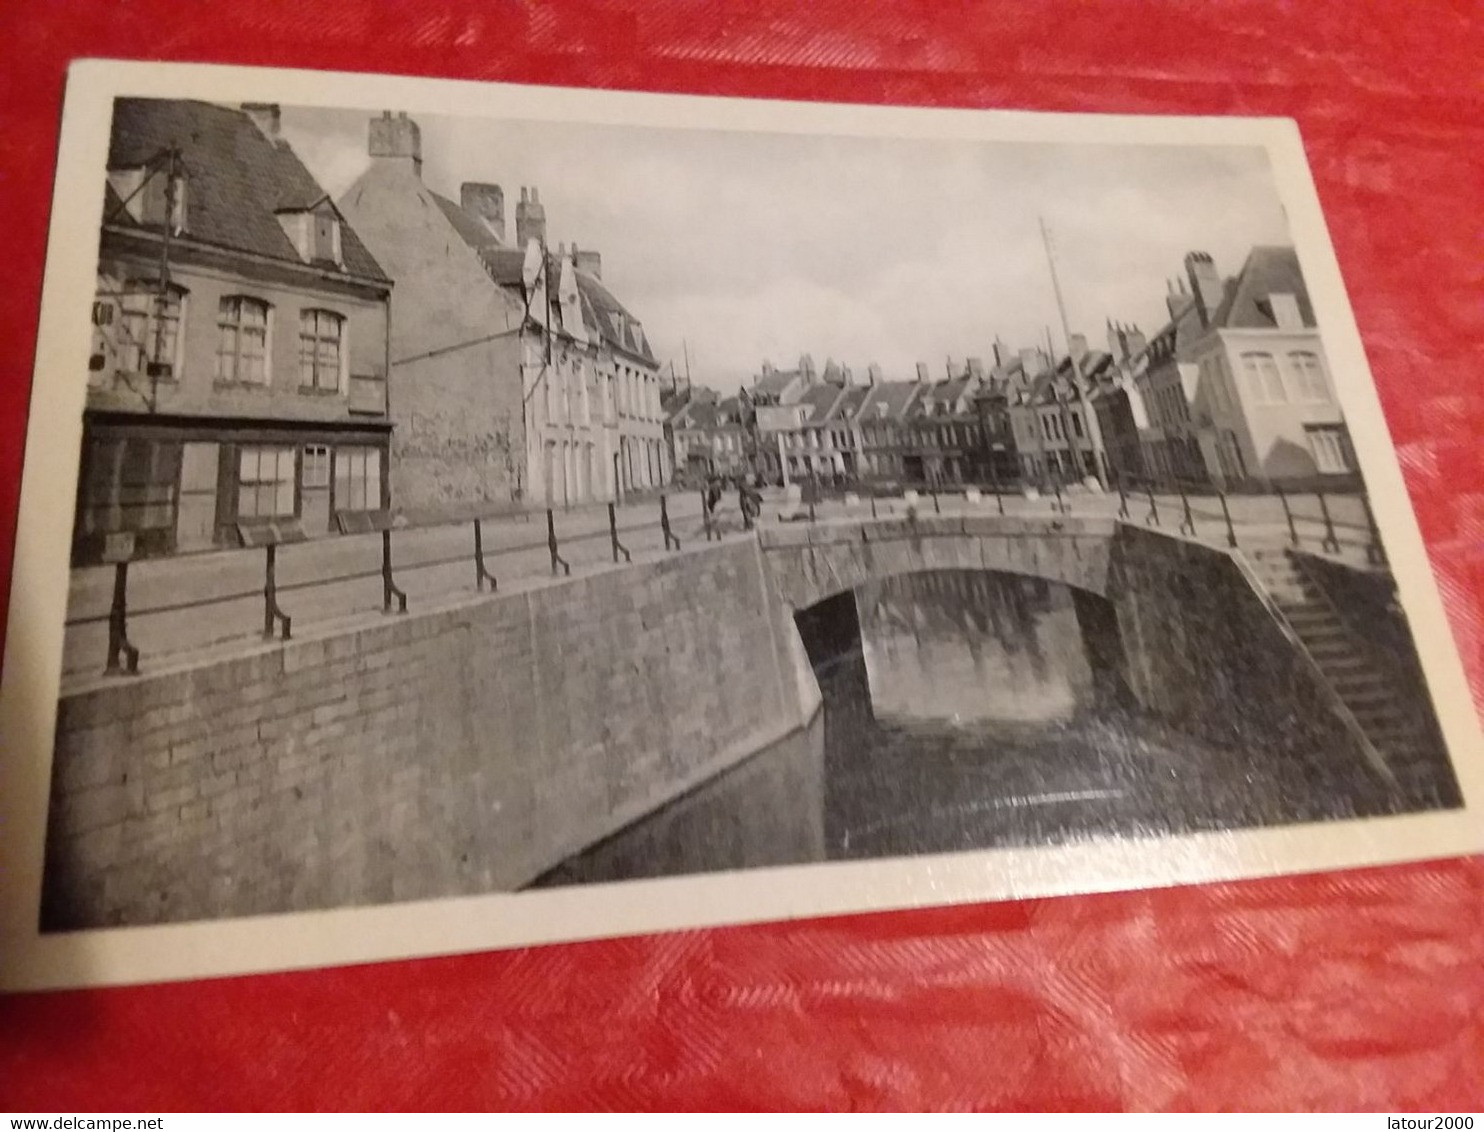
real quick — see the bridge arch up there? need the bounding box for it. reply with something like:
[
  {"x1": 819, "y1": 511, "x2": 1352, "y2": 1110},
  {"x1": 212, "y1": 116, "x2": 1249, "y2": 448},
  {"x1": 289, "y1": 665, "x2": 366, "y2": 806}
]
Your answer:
[{"x1": 757, "y1": 514, "x2": 1118, "y2": 612}]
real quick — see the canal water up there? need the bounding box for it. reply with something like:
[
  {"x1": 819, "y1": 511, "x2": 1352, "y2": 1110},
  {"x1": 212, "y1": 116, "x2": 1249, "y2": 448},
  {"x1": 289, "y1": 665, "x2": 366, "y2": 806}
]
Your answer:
[{"x1": 532, "y1": 569, "x2": 1381, "y2": 890}]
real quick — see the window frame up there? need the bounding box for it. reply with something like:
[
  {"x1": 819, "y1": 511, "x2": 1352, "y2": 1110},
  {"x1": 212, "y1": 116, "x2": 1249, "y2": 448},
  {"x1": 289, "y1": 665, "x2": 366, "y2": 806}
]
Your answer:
[
  {"x1": 215, "y1": 295, "x2": 273, "y2": 386},
  {"x1": 237, "y1": 445, "x2": 297, "y2": 520},
  {"x1": 298, "y1": 308, "x2": 347, "y2": 394}
]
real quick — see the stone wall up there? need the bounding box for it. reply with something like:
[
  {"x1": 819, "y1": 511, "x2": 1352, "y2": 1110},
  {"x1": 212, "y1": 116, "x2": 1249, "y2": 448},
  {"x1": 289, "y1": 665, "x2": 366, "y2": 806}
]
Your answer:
[
  {"x1": 760, "y1": 514, "x2": 1116, "y2": 611},
  {"x1": 42, "y1": 539, "x2": 808, "y2": 930},
  {"x1": 1107, "y1": 525, "x2": 1388, "y2": 802}
]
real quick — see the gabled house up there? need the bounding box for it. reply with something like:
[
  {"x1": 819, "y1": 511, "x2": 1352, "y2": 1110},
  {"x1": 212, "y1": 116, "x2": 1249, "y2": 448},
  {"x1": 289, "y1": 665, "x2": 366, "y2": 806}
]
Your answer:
[
  {"x1": 338, "y1": 112, "x2": 668, "y2": 513},
  {"x1": 1137, "y1": 246, "x2": 1350, "y2": 490},
  {"x1": 79, "y1": 99, "x2": 393, "y2": 565},
  {"x1": 851, "y1": 376, "x2": 928, "y2": 484}
]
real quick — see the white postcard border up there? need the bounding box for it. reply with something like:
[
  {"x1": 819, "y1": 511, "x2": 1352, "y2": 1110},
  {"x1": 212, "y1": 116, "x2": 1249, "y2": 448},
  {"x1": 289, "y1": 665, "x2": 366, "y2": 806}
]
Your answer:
[{"x1": 1, "y1": 58, "x2": 1479, "y2": 992}]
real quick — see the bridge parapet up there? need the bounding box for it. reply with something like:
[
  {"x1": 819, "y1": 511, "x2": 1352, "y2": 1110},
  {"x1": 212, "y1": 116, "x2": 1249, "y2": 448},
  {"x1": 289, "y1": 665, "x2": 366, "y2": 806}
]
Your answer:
[{"x1": 758, "y1": 513, "x2": 1118, "y2": 609}]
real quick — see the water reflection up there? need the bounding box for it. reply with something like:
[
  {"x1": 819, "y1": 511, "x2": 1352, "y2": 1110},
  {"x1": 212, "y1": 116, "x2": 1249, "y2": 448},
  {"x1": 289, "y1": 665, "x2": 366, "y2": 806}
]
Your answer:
[
  {"x1": 860, "y1": 573, "x2": 1092, "y2": 727},
  {"x1": 533, "y1": 569, "x2": 1376, "y2": 890}
]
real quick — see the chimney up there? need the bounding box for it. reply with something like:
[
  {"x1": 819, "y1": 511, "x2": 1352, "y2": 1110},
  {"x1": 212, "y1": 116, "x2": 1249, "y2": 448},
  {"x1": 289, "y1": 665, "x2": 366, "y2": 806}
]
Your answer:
[
  {"x1": 515, "y1": 186, "x2": 547, "y2": 248},
  {"x1": 1185, "y1": 251, "x2": 1224, "y2": 327},
  {"x1": 369, "y1": 111, "x2": 422, "y2": 178},
  {"x1": 574, "y1": 246, "x2": 602, "y2": 279},
  {"x1": 242, "y1": 103, "x2": 281, "y2": 142},
  {"x1": 866, "y1": 362, "x2": 882, "y2": 386},
  {"x1": 967, "y1": 357, "x2": 985, "y2": 380},
  {"x1": 1124, "y1": 326, "x2": 1147, "y2": 358},
  {"x1": 799, "y1": 353, "x2": 816, "y2": 379},
  {"x1": 1068, "y1": 333, "x2": 1088, "y2": 364},
  {"x1": 1165, "y1": 276, "x2": 1188, "y2": 320},
  {"x1": 915, "y1": 362, "x2": 931, "y2": 383},
  {"x1": 460, "y1": 183, "x2": 505, "y2": 241},
  {"x1": 841, "y1": 365, "x2": 855, "y2": 387},
  {"x1": 1020, "y1": 347, "x2": 1047, "y2": 378}
]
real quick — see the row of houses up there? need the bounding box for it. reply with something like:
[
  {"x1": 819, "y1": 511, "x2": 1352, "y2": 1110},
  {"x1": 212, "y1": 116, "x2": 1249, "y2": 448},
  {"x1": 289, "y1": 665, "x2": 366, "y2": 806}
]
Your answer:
[
  {"x1": 666, "y1": 245, "x2": 1354, "y2": 497},
  {"x1": 78, "y1": 100, "x2": 669, "y2": 565}
]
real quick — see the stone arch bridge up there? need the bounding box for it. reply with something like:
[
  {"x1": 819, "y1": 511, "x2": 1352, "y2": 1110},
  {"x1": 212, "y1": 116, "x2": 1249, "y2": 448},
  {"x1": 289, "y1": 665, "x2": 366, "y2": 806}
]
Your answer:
[{"x1": 757, "y1": 513, "x2": 1117, "y2": 611}]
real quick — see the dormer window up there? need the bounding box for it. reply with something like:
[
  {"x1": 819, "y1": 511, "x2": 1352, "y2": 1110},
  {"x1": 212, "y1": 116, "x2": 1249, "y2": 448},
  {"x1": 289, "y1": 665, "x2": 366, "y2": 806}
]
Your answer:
[
  {"x1": 277, "y1": 202, "x2": 343, "y2": 267},
  {"x1": 1268, "y1": 292, "x2": 1303, "y2": 330},
  {"x1": 107, "y1": 165, "x2": 187, "y2": 234}
]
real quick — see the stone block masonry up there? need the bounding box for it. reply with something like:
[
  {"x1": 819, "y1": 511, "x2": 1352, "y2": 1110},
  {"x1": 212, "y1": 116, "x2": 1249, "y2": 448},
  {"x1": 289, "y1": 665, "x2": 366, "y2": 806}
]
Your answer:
[{"x1": 42, "y1": 539, "x2": 808, "y2": 930}]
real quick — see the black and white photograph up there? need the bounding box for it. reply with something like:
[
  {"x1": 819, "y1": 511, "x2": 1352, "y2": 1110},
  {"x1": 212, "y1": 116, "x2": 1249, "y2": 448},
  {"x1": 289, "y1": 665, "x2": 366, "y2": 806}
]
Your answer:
[{"x1": 1, "y1": 61, "x2": 1479, "y2": 991}]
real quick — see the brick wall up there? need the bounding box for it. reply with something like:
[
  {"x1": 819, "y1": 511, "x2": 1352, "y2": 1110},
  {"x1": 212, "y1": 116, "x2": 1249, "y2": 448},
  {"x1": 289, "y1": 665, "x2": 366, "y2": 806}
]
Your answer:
[
  {"x1": 42, "y1": 540, "x2": 807, "y2": 930},
  {"x1": 337, "y1": 163, "x2": 528, "y2": 512}
]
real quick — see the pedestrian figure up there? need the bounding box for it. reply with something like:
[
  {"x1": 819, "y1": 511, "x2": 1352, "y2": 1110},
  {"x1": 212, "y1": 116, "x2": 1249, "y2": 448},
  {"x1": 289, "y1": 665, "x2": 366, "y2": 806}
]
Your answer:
[{"x1": 739, "y1": 480, "x2": 761, "y2": 531}]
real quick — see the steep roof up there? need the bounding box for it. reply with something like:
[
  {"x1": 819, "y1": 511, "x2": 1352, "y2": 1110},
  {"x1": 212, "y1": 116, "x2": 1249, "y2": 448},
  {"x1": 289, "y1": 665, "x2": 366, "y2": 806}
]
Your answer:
[
  {"x1": 107, "y1": 99, "x2": 387, "y2": 283},
  {"x1": 473, "y1": 242, "x2": 656, "y2": 364},
  {"x1": 849, "y1": 381, "x2": 923, "y2": 424},
  {"x1": 796, "y1": 382, "x2": 846, "y2": 425},
  {"x1": 1211, "y1": 245, "x2": 1317, "y2": 329},
  {"x1": 752, "y1": 368, "x2": 803, "y2": 399}
]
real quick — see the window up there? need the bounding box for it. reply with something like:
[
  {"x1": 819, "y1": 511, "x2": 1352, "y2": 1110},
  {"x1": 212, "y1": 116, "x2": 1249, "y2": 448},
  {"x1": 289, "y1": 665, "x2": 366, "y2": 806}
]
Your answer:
[
  {"x1": 1269, "y1": 292, "x2": 1303, "y2": 330},
  {"x1": 335, "y1": 446, "x2": 383, "y2": 512},
  {"x1": 298, "y1": 310, "x2": 345, "y2": 391},
  {"x1": 1307, "y1": 426, "x2": 1354, "y2": 474},
  {"x1": 118, "y1": 283, "x2": 184, "y2": 375},
  {"x1": 238, "y1": 446, "x2": 296, "y2": 518},
  {"x1": 78, "y1": 437, "x2": 180, "y2": 541},
  {"x1": 1241, "y1": 352, "x2": 1287, "y2": 404},
  {"x1": 1289, "y1": 351, "x2": 1329, "y2": 401},
  {"x1": 303, "y1": 444, "x2": 330, "y2": 489},
  {"x1": 216, "y1": 297, "x2": 270, "y2": 384}
]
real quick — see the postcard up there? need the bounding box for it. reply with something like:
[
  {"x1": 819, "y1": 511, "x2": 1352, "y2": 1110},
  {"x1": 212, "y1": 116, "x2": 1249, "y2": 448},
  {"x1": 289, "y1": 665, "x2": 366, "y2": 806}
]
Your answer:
[{"x1": 1, "y1": 58, "x2": 1479, "y2": 990}]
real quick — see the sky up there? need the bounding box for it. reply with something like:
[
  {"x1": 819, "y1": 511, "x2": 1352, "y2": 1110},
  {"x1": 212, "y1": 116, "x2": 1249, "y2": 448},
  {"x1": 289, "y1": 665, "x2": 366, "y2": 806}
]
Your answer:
[{"x1": 282, "y1": 106, "x2": 1294, "y2": 393}]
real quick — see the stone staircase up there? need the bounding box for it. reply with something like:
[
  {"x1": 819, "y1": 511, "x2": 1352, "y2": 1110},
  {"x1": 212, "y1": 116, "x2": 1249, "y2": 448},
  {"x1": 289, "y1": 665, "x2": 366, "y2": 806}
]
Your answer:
[{"x1": 1243, "y1": 544, "x2": 1441, "y2": 805}]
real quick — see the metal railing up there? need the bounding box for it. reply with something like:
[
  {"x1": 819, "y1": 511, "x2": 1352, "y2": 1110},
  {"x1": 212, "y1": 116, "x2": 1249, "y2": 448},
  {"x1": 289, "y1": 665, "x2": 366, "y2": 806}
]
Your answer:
[{"x1": 69, "y1": 494, "x2": 703, "y2": 679}]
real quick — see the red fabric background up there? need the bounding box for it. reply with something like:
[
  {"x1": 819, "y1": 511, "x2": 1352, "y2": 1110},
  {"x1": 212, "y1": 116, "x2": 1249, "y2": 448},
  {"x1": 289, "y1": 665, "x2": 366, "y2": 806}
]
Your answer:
[{"x1": 2, "y1": 0, "x2": 1483, "y2": 1112}]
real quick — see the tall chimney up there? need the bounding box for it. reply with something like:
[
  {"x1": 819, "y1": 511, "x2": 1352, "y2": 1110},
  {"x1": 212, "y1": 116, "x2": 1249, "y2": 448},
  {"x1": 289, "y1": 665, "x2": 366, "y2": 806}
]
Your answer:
[
  {"x1": 368, "y1": 111, "x2": 422, "y2": 178},
  {"x1": 460, "y1": 183, "x2": 505, "y2": 241},
  {"x1": 915, "y1": 362, "x2": 931, "y2": 383},
  {"x1": 574, "y1": 246, "x2": 602, "y2": 279},
  {"x1": 866, "y1": 362, "x2": 882, "y2": 386},
  {"x1": 1185, "y1": 251, "x2": 1224, "y2": 327},
  {"x1": 515, "y1": 186, "x2": 547, "y2": 248},
  {"x1": 1165, "y1": 276, "x2": 1188, "y2": 320},
  {"x1": 1019, "y1": 347, "x2": 1047, "y2": 378},
  {"x1": 967, "y1": 357, "x2": 985, "y2": 381},
  {"x1": 241, "y1": 103, "x2": 281, "y2": 142}
]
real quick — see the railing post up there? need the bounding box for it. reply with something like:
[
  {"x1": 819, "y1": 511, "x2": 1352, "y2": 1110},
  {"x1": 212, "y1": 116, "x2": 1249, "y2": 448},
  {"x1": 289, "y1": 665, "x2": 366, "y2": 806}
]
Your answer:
[
  {"x1": 808, "y1": 473, "x2": 817, "y2": 524},
  {"x1": 931, "y1": 473, "x2": 941, "y2": 515},
  {"x1": 870, "y1": 492, "x2": 878, "y2": 519},
  {"x1": 381, "y1": 528, "x2": 407, "y2": 613},
  {"x1": 609, "y1": 501, "x2": 631, "y2": 563},
  {"x1": 1145, "y1": 483, "x2": 1159, "y2": 527},
  {"x1": 1317, "y1": 489, "x2": 1341, "y2": 554},
  {"x1": 1052, "y1": 476, "x2": 1064, "y2": 515},
  {"x1": 473, "y1": 519, "x2": 497, "y2": 592},
  {"x1": 262, "y1": 544, "x2": 291, "y2": 640},
  {"x1": 700, "y1": 489, "x2": 714, "y2": 542},
  {"x1": 1116, "y1": 471, "x2": 1129, "y2": 520},
  {"x1": 105, "y1": 561, "x2": 141, "y2": 675},
  {"x1": 1277, "y1": 486, "x2": 1299, "y2": 548},
  {"x1": 548, "y1": 508, "x2": 571, "y2": 575},
  {"x1": 1361, "y1": 493, "x2": 1387, "y2": 567},
  {"x1": 1178, "y1": 481, "x2": 1196, "y2": 537},
  {"x1": 660, "y1": 494, "x2": 681, "y2": 550},
  {"x1": 1219, "y1": 491, "x2": 1238, "y2": 549}
]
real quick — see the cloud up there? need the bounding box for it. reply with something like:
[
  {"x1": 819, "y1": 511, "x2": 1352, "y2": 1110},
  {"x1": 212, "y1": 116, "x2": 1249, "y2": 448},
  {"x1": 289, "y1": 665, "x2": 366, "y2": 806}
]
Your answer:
[{"x1": 281, "y1": 106, "x2": 1293, "y2": 390}]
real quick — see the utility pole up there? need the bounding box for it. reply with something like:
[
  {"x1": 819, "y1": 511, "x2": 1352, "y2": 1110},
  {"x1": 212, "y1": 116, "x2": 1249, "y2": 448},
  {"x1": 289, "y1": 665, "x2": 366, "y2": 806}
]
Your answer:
[
  {"x1": 1040, "y1": 217, "x2": 1107, "y2": 488},
  {"x1": 149, "y1": 147, "x2": 181, "y2": 414}
]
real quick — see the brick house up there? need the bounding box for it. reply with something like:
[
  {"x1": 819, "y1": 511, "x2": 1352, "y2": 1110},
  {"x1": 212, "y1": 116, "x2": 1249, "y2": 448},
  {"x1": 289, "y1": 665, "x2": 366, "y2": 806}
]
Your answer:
[
  {"x1": 78, "y1": 99, "x2": 393, "y2": 565},
  {"x1": 338, "y1": 113, "x2": 668, "y2": 511}
]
